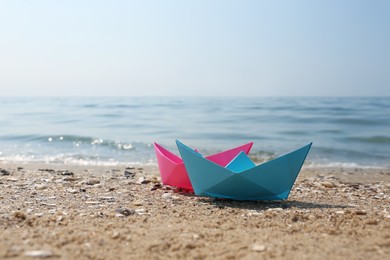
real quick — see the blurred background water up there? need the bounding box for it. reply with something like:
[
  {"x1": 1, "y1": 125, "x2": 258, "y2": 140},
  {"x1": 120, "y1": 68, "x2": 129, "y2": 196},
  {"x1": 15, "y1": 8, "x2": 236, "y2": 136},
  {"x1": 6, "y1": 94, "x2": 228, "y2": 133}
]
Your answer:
[{"x1": 0, "y1": 97, "x2": 389, "y2": 167}]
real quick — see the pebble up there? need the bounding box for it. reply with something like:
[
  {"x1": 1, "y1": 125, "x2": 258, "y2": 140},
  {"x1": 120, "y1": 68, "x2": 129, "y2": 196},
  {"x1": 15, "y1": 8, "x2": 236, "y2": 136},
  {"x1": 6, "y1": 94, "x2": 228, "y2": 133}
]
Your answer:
[
  {"x1": 58, "y1": 170, "x2": 73, "y2": 176},
  {"x1": 85, "y1": 201, "x2": 100, "y2": 205},
  {"x1": 184, "y1": 242, "x2": 197, "y2": 249},
  {"x1": 267, "y1": 208, "x2": 283, "y2": 211},
  {"x1": 24, "y1": 250, "x2": 54, "y2": 258},
  {"x1": 63, "y1": 177, "x2": 78, "y2": 182},
  {"x1": 115, "y1": 208, "x2": 136, "y2": 216},
  {"x1": 151, "y1": 183, "x2": 162, "y2": 191},
  {"x1": 48, "y1": 209, "x2": 57, "y2": 214},
  {"x1": 137, "y1": 176, "x2": 150, "y2": 184},
  {"x1": 133, "y1": 200, "x2": 143, "y2": 206},
  {"x1": 355, "y1": 210, "x2": 367, "y2": 215},
  {"x1": 0, "y1": 169, "x2": 11, "y2": 176},
  {"x1": 321, "y1": 181, "x2": 337, "y2": 188},
  {"x1": 251, "y1": 244, "x2": 266, "y2": 252},
  {"x1": 124, "y1": 170, "x2": 136, "y2": 178},
  {"x1": 366, "y1": 219, "x2": 378, "y2": 225},
  {"x1": 66, "y1": 188, "x2": 78, "y2": 194},
  {"x1": 85, "y1": 179, "x2": 100, "y2": 185},
  {"x1": 13, "y1": 211, "x2": 27, "y2": 220},
  {"x1": 112, "y1": 232, "x2": 120, "y2": 239},
  {"x1": 247, "y1": 210, "x2": 262, "y2": 216},
  {"x1": 335, "y1": 210, "x2": 345, "y2": 215},
  {"x1": 34, "y1": 184, "x2": 48, "y2": 190},
  {"x1": 162, "y1": 193, "x2": 172, "y2": 200}
]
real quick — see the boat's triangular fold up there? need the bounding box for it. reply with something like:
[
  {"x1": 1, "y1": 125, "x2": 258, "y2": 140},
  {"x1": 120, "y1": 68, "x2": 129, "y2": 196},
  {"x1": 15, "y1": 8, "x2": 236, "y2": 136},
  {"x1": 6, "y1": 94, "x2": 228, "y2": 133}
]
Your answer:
[
  {"x1": 226, "y1": 151, "x2": 255, "y2": 173},
  {"x1": 154, "y1": 142, "x2": 182, "y2": 164},
  {"x1": 176, "y1": 140, "x2": 234, "y2": 194},
  {"x1": 205, "y1": 142, "x2": 253, "y2": 167},
  {"x1": 154, "y1": 142, "x2": 193, "y2": 189},
  {"x1": 241, "y1": 142, "x2": 312, "y2": 199}
]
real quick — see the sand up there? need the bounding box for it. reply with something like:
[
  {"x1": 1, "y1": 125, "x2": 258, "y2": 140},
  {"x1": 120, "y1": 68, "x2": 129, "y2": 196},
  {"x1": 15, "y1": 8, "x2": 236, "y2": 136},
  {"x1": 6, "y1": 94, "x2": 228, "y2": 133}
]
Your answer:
[{"x1": 0, "y1": 162, "x2": 389, "y2": 259}]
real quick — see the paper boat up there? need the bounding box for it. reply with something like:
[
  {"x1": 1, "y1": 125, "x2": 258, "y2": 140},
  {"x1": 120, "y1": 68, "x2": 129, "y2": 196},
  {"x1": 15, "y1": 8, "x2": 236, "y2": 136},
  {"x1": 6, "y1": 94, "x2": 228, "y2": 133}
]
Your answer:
[
  {"x1": 154, "y1": 142, "x2": 253, "y2": 190},
  {"x1": 176, "y1": 140, "x2": 312, "y2": 200}
]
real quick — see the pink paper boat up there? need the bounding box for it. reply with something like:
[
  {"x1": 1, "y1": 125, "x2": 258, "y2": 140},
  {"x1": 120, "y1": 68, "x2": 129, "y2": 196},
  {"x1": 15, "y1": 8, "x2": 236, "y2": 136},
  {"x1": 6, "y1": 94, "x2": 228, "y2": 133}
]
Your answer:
[{"x1": 154, "y1": 142, "x2": 253, "y2": 190}]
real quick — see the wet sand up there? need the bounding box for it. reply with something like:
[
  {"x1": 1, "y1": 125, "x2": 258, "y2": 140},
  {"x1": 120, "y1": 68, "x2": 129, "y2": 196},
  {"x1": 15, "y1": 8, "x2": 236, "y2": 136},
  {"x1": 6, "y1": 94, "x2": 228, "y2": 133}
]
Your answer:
[{"x1": 1, "y1": 162, "x2": 389, "y2": 259}]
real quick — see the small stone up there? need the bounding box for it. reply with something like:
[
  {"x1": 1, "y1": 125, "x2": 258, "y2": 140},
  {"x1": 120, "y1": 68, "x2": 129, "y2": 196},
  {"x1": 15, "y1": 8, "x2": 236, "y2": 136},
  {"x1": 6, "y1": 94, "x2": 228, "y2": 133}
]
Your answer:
[
  {"x1": 66, "y1": 188, "x2": 78, "y2": 194},
  {"x1": 291, "y1": 214, "x2": 299, "y2": 222},
  {"x1": 85, "y1": 201, "x2": 100, "y2": 205},
  {"x1": 24, "y1": 250, "x2": 54, "y2": 258},
  {"x1": 13, "y1": 211, "x2": 27, "y2": 220},
  {"x1": 355, "y1": 210, "x2": 367, "y2": 215},
  {"x1": 39, "y1": 168, "x2": 55, "y2": 172},
  {"x1": 34, "y1": 184, "x2": 48, "y2": 190},
  {"x1": 251, "y1": 244, "x2": 266, "y2": 252},
  {"x1": 171, "y1": 195, "x2": 180, "y2": 201},
  {"x1": 115, "y1": 208, "x2": 136, "y2": 216},
  {"x1": 267, "y1": 208, "x2": 283, "y2": 211},
  {"x1": 335, "y1": 210, "x2": 345, "y2": 215},
  {"x1": 162, "y1": 193, "x2": 172, "y2": 200},
  {"x1": 112, "y1": 232, "x2": 120, "y2": 239},
  {"x1": 321, "y1": 181, "x2": 337, "y2": 188},
  {"x1": 366, "y1": 219, "x2": 378, "y2": 225},
  {"x1": 247, "y1": 211, "x2": 262, "y2": 217},
  {"x1": 133, "y1": 200, "x2": 143, "y2": 206},
  {"x1": 124, "y1": 170, "x2": 135, "y2": 178},
  {"x1": 184, "y1": 243, "x2": 197, "y2": 249},
  {"x1": 137, "y1": 177, "x2": 150, "y2": 184},
  {"x1": 48, "y1": 209, "x2": 57, "y2": 214},
  {"x1": 0, "y1": 169, "x2": 11, "y2": 176},
  {"x1": 151, "y1": 183, "x2": 162, "y2": 191},
  {"x1": 63, "y1": 177, "x2": 77, "y2": 182},
  {"x1": 59, "y1": 170, "x2": 73, "y2": 176},
  {"x1": 85, "y1": 179, "x2": 100, "y2": 185}
]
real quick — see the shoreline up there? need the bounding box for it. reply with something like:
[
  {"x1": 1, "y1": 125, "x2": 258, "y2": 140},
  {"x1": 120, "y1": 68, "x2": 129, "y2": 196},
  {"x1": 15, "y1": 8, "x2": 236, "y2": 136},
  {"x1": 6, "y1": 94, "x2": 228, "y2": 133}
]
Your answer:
[{"x1": 1, "y1": 162, "x2": 389, "y2": 259}]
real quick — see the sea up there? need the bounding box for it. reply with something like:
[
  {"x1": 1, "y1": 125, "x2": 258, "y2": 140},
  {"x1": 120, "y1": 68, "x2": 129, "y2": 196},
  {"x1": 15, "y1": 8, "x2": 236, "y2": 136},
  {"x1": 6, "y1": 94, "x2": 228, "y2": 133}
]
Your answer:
[{"x1": 0, "y1": 97, "x2": 389, "y2": 168}]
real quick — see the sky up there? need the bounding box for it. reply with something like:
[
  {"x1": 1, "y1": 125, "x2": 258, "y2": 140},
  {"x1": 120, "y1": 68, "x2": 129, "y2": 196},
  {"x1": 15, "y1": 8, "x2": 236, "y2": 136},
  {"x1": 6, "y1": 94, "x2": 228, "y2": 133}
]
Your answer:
[{"x1": 0, "y1": 0, "x2": 389, "y2": 97}]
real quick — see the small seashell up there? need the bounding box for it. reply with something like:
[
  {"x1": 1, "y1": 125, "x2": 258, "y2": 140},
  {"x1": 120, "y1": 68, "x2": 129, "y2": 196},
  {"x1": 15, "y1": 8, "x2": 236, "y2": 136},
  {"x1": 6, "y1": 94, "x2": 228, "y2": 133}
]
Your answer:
[
  {"x1": 24, "y1": 250, "x2": 54, "y2": 258},
  {"x1": 251, "y1": 244, "x2": 266, "y2": 252}
]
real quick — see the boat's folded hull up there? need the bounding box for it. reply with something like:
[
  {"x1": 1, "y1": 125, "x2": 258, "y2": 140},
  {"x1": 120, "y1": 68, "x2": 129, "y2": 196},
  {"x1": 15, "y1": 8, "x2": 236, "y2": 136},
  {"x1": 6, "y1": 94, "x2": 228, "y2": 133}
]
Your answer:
[
  {"x1": 177, "y1": 140, "x2": 312, "y2": 200},
  {"x1": 154, "y1": 142, "x2": 253, "y2": 190}
]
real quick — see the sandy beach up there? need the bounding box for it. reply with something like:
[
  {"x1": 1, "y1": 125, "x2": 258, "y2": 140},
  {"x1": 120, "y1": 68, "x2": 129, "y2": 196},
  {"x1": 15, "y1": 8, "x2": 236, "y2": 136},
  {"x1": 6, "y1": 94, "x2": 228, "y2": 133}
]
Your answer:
[{"x1": 1, "y1": 162, "x2": 389, "y2": 259}]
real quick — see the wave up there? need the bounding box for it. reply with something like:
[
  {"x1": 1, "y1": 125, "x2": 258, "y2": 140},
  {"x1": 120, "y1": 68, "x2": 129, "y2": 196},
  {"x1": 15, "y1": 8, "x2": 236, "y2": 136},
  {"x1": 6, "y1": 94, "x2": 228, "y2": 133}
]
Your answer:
[
  {"x1": 348, "y1": 136, "x2": 390, "y2": 144},
  {"x1": 0, "y1": 134, "x2": 154, "y2": 152}
]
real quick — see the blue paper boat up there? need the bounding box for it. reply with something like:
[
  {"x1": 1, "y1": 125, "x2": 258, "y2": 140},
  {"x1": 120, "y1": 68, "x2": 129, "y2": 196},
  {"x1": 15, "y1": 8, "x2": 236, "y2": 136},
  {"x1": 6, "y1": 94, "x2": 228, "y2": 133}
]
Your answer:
[{"x1": 176, "y1": 140, "x2": 312, "y2": 200}]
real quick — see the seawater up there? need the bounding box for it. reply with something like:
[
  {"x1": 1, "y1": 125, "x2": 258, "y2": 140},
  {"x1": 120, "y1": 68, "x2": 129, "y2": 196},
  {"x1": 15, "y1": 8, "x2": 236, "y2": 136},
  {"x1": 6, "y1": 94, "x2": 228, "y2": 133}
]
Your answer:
[{"x1": 0, "y1": 97, "x2": 389, "y2": 167}]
